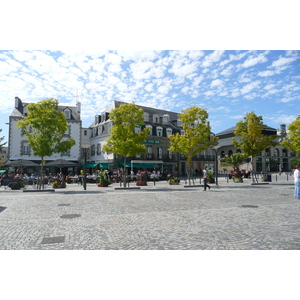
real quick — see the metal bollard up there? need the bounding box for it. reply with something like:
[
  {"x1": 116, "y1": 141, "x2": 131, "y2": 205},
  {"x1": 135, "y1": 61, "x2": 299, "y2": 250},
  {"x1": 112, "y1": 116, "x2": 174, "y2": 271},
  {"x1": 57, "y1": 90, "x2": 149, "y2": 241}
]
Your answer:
[{"x1": 154, "y1": 177, "x2": 156, "y2": 186}]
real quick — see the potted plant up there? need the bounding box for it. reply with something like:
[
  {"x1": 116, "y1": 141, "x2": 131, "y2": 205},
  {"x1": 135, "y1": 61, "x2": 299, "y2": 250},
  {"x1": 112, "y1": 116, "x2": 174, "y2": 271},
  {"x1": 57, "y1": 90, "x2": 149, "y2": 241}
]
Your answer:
[
  {"x1": 52, "y1": 178, "x2": 66, "y2": 188},
  {"x1": 220, "y1": 153, "x2": 248, "y2": 183},
  {"x1": 97, "y1": 171, "x2": 111, "y2": 187},
  {"x1": 8, "y1": 177, "x2": 25, "y2": 190},
  {"x1": 207, "y1": 169, "x2": 215, "y2": 183},
  {"x1": 168, "y1": 176, "x2": 180, "y2": 185},
  {"x1": 136, "y1": 170, "x2": 147, "y2": 186}
]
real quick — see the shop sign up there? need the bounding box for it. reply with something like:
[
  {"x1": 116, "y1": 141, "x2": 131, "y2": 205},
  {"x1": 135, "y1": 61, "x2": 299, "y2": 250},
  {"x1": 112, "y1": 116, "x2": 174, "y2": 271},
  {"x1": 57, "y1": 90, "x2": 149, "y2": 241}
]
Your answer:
[{"x1": 144, "y1": 139, "x2": 160, "y2": 144}]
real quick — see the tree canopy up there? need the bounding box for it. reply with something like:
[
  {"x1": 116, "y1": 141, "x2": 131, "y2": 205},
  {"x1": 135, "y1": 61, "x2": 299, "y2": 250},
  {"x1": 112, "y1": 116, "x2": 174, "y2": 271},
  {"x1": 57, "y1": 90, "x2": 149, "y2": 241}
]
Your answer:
[
  {"x1": 280, "y1": 114, "x2": 300, "y2": 155},
  {"x1": 168, "y1": 106, "x2": 218, "y2": 184},
  {"x1": 232, "y1": 111, "x2": 277, "y2": 181},
  {"x1": 102, "y1": 102, "x2": 150, "y2": 187}
]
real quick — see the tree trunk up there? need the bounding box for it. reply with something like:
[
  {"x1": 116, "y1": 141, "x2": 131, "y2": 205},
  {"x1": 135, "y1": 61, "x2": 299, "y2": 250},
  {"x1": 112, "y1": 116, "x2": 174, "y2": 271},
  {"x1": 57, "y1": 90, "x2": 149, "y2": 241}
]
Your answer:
[
  {"x1": 251, "y1": 155, "x2": 255, "y2": 183},
  {"x1": 38, "y1": 157, "x2": 44, "y2": 190},
  {"x1": 123, "y1": 156, "x2": 127, "y2": 188}
]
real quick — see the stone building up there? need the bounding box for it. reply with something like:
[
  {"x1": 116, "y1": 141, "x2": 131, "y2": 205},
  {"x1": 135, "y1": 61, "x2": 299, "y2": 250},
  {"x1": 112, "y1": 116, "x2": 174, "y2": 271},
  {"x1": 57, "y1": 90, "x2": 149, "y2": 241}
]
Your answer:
[
  {"x1": 215, "y1": 124, "x2": 296, "y2": 173},
  {"x1": 7, "y1": 97, "x2": 82, "y2": 174},
  {"x1": 82, "y1": 101, "x2": 216, "y2": 176}
]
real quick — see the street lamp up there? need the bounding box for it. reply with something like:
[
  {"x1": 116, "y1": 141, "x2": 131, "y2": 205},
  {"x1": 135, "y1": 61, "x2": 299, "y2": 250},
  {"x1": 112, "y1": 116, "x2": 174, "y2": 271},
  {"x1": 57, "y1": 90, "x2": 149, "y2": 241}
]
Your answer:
[
  {"x1": 213, "y1": 145, "x2": 221, "y2": 186},
  {"x1": 82, "y1": 144, "x2": 90, "y2": 190}
]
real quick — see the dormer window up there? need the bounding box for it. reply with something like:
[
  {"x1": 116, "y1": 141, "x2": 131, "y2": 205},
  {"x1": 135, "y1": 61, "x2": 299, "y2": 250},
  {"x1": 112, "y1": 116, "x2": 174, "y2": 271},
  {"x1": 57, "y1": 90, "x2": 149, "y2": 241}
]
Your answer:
[
  {"x1": 134, "y1": 125, "x2": 141, "y2": 134},
  {"x1": 156, "y1": 127, "x2": 163, "y2": 137},
  {"x1": 153, "y1": 114, "x2": 161, "y2": 123},
  {"x1": 177, "y1": 120, "x2": 182, "y2": 127},
  {"x1": 166, "y1": 128, "x2": 172, "y2": 137},
  {"x1": 64, "y1": 109, "x2": 71, "y2": 120},
  {"x1": 146, "y1": 125, "x2": 152, "y2": 135},
  {"x1": 143, "y1": 112, "x2": 149, "y2": 122}
]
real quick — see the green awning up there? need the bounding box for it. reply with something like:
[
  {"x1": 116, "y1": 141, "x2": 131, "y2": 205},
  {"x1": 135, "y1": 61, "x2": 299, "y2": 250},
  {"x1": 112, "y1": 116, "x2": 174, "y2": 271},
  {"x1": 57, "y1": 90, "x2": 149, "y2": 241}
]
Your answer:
[
  {"x1": 81, "y1": 163, "x2": 99, "y2": 168},
  {"x1": 118, "y1": 161, "x2": 131, "y2": 167},
  {"x1": 0, "y1": 170, "x2": 6, "y2": 173},
  {"x1": 118, "y1": 161, "x2": 161, "y2": 169},
  {"x1": 99, "y1": 163, "x2": 109, "y2": 168}
]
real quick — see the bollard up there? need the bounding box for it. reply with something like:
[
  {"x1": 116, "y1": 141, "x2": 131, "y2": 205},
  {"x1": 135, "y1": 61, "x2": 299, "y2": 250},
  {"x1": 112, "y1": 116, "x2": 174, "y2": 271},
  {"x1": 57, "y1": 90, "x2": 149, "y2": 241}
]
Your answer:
[
  {"x1": 154, "y1": 177, "x2": 156, "y2": 186},
  {"x1": 287, "y1": 174, "x2": 289, "y2": 181},
  {"x1": 276, "y1": 175, "x2": 277, "y2": 182}
]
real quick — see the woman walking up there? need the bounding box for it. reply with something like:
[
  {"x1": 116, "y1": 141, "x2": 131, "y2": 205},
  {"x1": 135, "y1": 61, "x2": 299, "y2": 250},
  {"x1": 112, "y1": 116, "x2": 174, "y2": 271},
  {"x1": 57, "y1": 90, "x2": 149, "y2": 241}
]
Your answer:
[
  {"x1": 203, "y1": 166, "x2": 211, "y2": 191},
  {"x1": 294, "y1": 165, "x2": 300, "y2": 199}
]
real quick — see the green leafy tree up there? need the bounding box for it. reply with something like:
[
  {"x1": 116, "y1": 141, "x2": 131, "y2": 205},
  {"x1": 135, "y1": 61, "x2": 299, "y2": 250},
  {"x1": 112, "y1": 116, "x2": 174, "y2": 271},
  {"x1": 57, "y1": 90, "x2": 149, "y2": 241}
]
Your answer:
[
  {"x1": 0, "y1": 128, "x2": 7, "y2": 167},
  {"x1": 102, "y1": 102, "x2": 150, "y2": 188},
  {"x1": 280, "y1": 114, "x2": 300, "y2": 155},
  {"x1": 232, "y1": 112, "x2": 277, "y2": 182},
  {"x1": 168, "y1": 106, "x2": 218, "y2": 185},
  {"x1": 17, "y1": 98, "x2": 76, "y2": 189}
]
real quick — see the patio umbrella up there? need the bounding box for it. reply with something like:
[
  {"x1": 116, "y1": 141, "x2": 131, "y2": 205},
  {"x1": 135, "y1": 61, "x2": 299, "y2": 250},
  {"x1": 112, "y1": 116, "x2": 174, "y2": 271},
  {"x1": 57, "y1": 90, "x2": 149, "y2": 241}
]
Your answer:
[
  {"x1": 44, "y1": 159, "x2": 78, "y2": 173},
  {"x1": 3, "y1": 159, "x2": 40, "y2": 167}
]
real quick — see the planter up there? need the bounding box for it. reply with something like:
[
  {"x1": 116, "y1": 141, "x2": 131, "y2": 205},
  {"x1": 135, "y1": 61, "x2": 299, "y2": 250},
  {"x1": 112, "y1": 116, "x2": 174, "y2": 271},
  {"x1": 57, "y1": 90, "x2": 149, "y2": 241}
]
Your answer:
[
  {"x1": 136, "y1": 181, "x2": 147, "y2": 186},
  {"x1": 98, "y1": 183, "x2": 109, "y2": 187},
  {"x1": 169, "y1": 182, "x2": 179, "y2": 185},
  {"x1": 233, "y1": 177, "x2": 243, "y2": 183},
  {"x1": 53, "y1": 185, "x2": 66, "y2": 188}
]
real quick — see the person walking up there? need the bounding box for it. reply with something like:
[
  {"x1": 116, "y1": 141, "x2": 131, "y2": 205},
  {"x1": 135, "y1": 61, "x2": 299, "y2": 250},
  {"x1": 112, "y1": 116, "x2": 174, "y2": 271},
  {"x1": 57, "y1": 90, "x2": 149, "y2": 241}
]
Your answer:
[
  {"x1": 294, "y1": 165, "x2": 300, "y2": 199},
  {"x1": 203, "y1": 165, "x2": 210, "y2": 191}
]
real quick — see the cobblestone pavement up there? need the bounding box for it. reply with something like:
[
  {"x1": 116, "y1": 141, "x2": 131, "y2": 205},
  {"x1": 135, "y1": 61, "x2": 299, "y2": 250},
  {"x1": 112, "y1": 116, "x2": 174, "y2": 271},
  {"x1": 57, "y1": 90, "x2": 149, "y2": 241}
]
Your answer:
[{"x1": 1, "y1": 175, "x2": 299, "y2": 250}]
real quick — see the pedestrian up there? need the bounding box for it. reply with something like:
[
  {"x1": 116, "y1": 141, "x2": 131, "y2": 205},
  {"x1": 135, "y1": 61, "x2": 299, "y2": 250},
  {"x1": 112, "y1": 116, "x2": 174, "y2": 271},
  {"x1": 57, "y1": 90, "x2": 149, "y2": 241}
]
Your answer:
[
  {"x1": 202, "y1": 165, "x2": 210, "y2": 191},
  {"x1": 294, "y1": 165, "x2": 300, "y2": 199}
]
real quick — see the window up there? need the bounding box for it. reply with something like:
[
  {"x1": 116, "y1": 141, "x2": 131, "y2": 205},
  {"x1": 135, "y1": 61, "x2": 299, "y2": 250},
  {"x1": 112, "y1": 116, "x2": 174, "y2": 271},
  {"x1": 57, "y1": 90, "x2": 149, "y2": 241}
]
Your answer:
[
  {"x1": 168, "y1": 150, "x2": 172, "y2": 159},
  {"x1": 153, "y1": 114, "x2": 160, "y2": 123},
  {"x1": 228, "y1": 150, "x2": 233, "y2": 157},
  {"x1": 143, "y1": 112, "x2": 149, "y2": 122},
  {"x1": 64, "y1": 126, "x2": 71, "y2": 136},
  {"x1": 180, "y1": 130, "x2": 185, "y2": 135},
  {"x1": 146, "y1": 125, "x2": 152, "y2": 135},
  {"x1": 177, "y1": 120, "x2": 182, "y2": 127},
  {"x1": 135, "y1": 125, "x2": 141, "y2": 134},
  {"x1": 166, "y1": 128, "x2": 172, "y2": 137},
  {"x1": 21, "y1": 142, "x2": 30, "y2": 155},
  {"x1": 156, "y1": 127, "x2": 163, "y2": 137},
  {"x1": 84, "y1": 130, "x2": 87, "y2": 136},
  {"x1": 91, "y1": 145, "x2": 96, "y2": 156},
  {"x1": 97, "y1": 143, "x2": 101, "y2": 155},
  {"x1": 157, "y1": 147, "x2": 162, "y2": 159},
  {"x1": 147, "y1": 145, "x2": 152, "y2": 158},
  {"x1": 64, "y1": 109, "x2": 71, "y2": 119}
]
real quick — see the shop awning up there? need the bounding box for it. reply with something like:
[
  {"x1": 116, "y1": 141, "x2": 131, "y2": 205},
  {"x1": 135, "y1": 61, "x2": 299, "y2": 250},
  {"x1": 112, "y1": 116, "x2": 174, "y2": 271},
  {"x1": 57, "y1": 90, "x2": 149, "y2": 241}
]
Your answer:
[
  {"x1": 0, "y1": 170, "x2": 6, "y2": 173},
  {"x1": 99, "y1": 163, "x2": 109, "y2": 168},
  {"x1": 81, "y1": 163, "x2": 99, "y2": 168},
  {"x1": 118, "y1": 160, "x2": 164, "y2": 169}
]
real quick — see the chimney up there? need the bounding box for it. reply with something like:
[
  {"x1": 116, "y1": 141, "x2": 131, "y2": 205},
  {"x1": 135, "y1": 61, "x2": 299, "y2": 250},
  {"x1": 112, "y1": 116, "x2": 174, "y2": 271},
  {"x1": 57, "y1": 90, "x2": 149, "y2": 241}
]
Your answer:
[
  {"x1": 15, "y1": 96, "x2": 21, "y2": 108},
  {"x1": 76, "y1": 101, "x2": 81, "y2": 114},
  {"x1": 280, "y1": 124, "x2": 286, "y2": 134}
]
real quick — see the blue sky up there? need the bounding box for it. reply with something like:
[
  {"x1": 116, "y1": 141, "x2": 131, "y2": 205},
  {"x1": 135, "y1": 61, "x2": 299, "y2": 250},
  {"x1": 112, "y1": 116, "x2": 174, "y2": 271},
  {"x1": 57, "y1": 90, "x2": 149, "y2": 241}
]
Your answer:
[{"x1": 1, "y1": 50, "x2": 299, "y2": 143}]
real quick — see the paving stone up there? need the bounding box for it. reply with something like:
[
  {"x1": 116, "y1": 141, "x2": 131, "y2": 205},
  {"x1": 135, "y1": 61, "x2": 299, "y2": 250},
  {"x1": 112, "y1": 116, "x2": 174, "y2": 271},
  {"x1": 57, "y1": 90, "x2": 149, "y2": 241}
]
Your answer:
[{"x1": 0, "y1": 176, "x2": 299, "y2": 249}]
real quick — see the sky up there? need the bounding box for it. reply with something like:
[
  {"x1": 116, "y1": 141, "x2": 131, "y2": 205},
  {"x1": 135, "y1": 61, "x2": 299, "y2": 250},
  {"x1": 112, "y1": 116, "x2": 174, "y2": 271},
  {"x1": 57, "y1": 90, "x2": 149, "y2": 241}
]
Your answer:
[{"x1": 0, "y1": 49, "x2": 299, "y2": 143}]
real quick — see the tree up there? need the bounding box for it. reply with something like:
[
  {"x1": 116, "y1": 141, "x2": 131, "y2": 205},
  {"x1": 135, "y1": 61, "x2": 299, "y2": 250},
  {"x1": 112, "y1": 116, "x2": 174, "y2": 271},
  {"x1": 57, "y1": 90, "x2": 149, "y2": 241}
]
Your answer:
[
  {"x1": 102, "y1": 102, "x2": 150, "y2": 188},
  {"x1": 0, "y1": 128, "x2": 7, "y2": 167},
  {"x1": 280, "y1": 114, "x2": 300, "y2": 155},
  {"x1": 232, "y1": 112, "x2": 277, "y2": 182},
  {"x1": 17, "y1": 98, "x2": 76, "y2": 189},
  {"x1": 168, "y1": 106, "x2": 218, "y2": 185}
]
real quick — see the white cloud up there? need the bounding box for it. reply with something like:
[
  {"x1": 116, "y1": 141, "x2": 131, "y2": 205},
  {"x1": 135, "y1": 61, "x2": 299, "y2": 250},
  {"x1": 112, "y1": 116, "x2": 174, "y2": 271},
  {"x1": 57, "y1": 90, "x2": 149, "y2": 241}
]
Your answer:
[
  {"x1": 241, "y1": 80, "x2": 261, "y2": 95},
  {"x1": 264, "y1": 84, "x2": 276, "y2": 90},
  {"x1": 220, "y1": 64, "x2": 234, "y2": 76},
  {"x1": 257, "y1": 70, "x2": 277, "y2": 77},
  {"x1": 202, "y1": 50, "x2": 225, "y2": 68},
  {"x1": 204, "y1": 91, "x2": 215, "y2": 96},
  {"x1": 271, "y1": 56, "x2": 297, "y2": 68},
  {"x1": 238, "y1": 53, "x2": 268, "y2": 69},
  {"x1": 210, "y1": 79, "x2": 224, "y2": 88}
]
